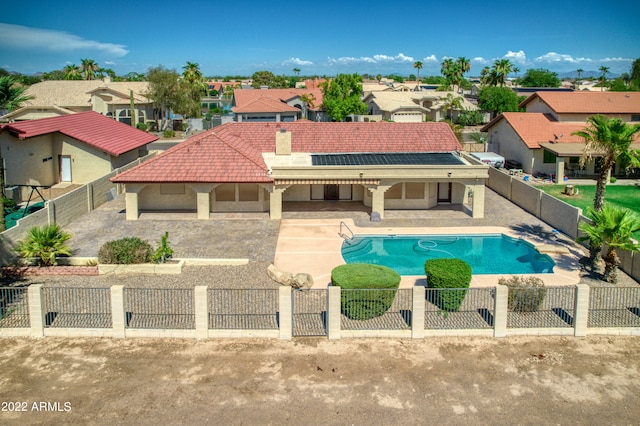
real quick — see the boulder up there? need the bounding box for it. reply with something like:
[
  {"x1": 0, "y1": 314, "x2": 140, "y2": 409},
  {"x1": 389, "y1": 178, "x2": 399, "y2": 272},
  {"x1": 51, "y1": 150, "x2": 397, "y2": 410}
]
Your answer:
[
  {"x1": 291, "y1": 273, "x2": 314, "y2": 289},
  {"x1": 267, "y1": 264, "x2": 293, "y2": 286}
]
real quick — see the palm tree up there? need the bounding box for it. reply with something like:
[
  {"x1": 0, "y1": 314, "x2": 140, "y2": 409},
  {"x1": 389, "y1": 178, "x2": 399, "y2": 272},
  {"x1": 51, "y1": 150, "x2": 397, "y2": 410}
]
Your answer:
[
  {"x1": 513, "y1": 67, "x2": 520, "y2": 86},
  {"x1": 576, "y1": 68, "x2": 583, "y2": 81},
  {"x1": 182, "y1": 61, "x2": 204, "y2": 85},
  {"x1": 0, "y1": 75, "x2": 35, "y2": 112},
  {"x1": 15, "y1": 224, "x2": 73, "y2": 266},
  {"x1": 63, "y1": 64, "x2": 82, "y2": 80},
  {"x1": 492, "y1": 59, "x2": 513, "y2": 86},
  {"x1": 81, "y1": 59, "x2": 99, "y2": 80},
  {"x1": 299, "y1": 93, "x2": 316, "y2": 119},
  {"x1": 413, "y1": 61, "x2": 423, "y2": 90},
  {"x1": 293, "y1": 68, "x2": 301, "y2": 77},
  {"x1": 442, "y1": 93, "x2": 464, "y2": 120},
  {"x1": 573, "y1": 115, "x2": 640, "y2": 212},
  {"x1": 599, "y1": 66, "x2": 610, "y2": 91},
  {"x1": 578, "y1": 205, "x2": 640, "y2": 283},
  {"x1": 479, "y1": 67, "x2": 491, "y2": 86}
]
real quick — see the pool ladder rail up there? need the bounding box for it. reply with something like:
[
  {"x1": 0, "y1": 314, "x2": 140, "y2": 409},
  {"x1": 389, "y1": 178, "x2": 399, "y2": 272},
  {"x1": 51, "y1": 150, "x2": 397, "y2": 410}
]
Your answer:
[{"x1": 339, "y1": 221, "x2": 354, "y2": 242}]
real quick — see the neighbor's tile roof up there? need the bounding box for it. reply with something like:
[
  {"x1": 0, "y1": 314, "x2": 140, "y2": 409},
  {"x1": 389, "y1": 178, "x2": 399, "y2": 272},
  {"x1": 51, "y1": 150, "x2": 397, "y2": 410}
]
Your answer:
[
  {"x1": 232, "y1": 97, "x2": 301, "y2": 114},
  {"x1": 520, "y1": 91, "x2": 640, "y2": 114},
  {"x1": 1, "y1": 111, "x2": 158, "y2": 156},
  {"x1": 232, "y1": 88, "x2": 324, "y2": 112},
  {"x1": 23, "y1": 80, "x2": 150, "y2": 108},
  {"x1": 112, "y1": 121, "x2": 461, "y2": 184}
]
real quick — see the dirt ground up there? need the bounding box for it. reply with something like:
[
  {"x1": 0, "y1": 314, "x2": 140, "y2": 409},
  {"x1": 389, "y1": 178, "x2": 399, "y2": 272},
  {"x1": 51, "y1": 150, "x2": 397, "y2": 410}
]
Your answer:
[{"x1": 0, "y1": 336, "x2": 639, "y2": 425}]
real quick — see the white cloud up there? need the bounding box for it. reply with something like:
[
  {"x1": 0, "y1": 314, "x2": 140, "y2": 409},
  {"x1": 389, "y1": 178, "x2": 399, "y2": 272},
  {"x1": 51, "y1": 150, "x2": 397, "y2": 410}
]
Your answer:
[
  {"x1": 534, "y1": 52, "x2": 580, "y2": 63},
  {"x1": 471, "y1": 57, "x2": 488, "y2": 65},
  {"x1": 503, "y1": 50, "x2": 527, "y2": 64},
  {"x1": 422, "y1": 54, "x2": 439, "y2": 62},
  {"x1": 283, "y1": 57, "x2": 314, "y2": 66},
  {"x1": 372, "y1": 53, "x2": 414, "y2": 62},
  {"x1": 0, "y1": 23, "x2": 128, "y2": 57},
  {"x1": 104, "y1": 61, "x2": 116, "y2": 65}
]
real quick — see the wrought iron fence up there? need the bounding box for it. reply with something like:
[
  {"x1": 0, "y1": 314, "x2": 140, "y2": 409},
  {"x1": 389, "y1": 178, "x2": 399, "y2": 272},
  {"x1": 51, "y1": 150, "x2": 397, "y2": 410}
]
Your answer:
[
  {"x1": 124, "y1": 288, "x2": 194, "y2": 329},
  {"x1": 424, "y1": 288, "x2": 495, "y2": 329},
  {"x1": 588, "y1": 287, "x2": 640, "y2": 328},
  {"x1": 293, "y1": 289, "x2": 327, "y2": 336},
  {"x1": 41, "y1": 287, "x2": 111, "y2": 328},
  {"x1": 208, "y1": 289, "x2": 279, "y2": 330},
  {"x1": 507, "y1": 286, "x2": 575, "y2": 328},
  {"x1": 0, "y1": 287, "x2": 30, "y2": 328},
  {"x1": 340, "y1": 288, "x2": 412, "y2": 330}
]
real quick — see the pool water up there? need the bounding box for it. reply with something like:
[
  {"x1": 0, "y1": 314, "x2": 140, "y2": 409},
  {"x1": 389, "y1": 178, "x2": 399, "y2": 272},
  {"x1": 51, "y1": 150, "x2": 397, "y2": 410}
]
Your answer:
[{"x1": 341, "y1": 234, "x2": 555, "y2": 275}]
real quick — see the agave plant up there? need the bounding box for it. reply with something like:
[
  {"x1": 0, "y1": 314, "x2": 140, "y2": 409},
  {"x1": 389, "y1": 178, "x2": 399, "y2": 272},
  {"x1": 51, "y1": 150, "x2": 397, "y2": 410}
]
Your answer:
[{"x1": 15, "y1": 225, "x2": 72, "y2": 266}]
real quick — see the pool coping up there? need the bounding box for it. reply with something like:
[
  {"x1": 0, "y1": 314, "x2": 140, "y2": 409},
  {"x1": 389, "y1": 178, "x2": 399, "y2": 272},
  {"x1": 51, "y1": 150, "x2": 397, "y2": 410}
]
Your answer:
[{"x1": 274, "y1": 219, "x2": 583, "y2": 289}]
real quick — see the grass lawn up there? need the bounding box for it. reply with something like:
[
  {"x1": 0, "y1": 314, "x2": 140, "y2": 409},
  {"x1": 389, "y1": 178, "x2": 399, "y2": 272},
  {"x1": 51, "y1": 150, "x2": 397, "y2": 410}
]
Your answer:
[{"x1": 535, "y1": 184, "x2": 640, "y2": 238}]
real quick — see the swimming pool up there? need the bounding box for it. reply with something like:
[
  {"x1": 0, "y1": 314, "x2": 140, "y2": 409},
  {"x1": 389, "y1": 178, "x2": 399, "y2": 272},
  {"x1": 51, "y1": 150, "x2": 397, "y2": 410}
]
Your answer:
[{"x1": 341, "y1": 234, "x2": 555, "y2": 275}]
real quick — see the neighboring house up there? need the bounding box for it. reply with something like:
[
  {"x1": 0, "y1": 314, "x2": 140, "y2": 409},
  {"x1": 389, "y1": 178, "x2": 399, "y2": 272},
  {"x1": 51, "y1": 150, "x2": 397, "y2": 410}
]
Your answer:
[
  {"x1": 519, "y1": 91, "x2": 640, "y2": 122},
  {"x1": 364, "y1": 91, "x2": 481, "y2": 123},
  {"x1": 1, "y1": 78, "x2": 153, "y2": 125},
  {"x1": 111, "y1": 122, "x2": 489, "y2": 221},
  {"x1": 232, "y1": 88, "x2": 326, "y2": 122},
  {"x1": 0, "y1": 111, "x2": 157, "y2": 201},
  {"x1": 481, "y1": 111, "x2": 640, "y2": 178}
]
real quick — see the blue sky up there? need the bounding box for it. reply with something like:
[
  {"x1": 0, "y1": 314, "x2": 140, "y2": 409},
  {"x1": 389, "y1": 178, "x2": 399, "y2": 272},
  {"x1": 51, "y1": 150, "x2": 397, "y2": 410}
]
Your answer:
[{"x1": 1, "y1": 0, "x2": 639, "y2": 78}]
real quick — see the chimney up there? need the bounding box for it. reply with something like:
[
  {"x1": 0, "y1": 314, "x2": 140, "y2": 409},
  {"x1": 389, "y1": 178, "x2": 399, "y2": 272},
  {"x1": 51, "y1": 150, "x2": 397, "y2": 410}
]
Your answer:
[{"x1": 275, "y1": 128, "x2": 291, "y2": 155}]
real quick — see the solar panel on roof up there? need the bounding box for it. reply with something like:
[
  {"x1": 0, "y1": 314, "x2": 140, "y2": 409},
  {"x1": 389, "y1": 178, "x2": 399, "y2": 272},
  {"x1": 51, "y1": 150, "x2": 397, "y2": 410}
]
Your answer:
[{"x1": 311, "y1": 152, "x2": 464, "y2": 166}]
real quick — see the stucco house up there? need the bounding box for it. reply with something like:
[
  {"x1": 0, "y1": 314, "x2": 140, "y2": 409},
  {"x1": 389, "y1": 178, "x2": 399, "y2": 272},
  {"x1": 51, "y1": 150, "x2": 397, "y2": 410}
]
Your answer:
[
  {"x1": 1, "y1": 79, "x2": 153, "y2": 125},
  {"x1": 232, "y1": 88, "x2": 326, "y2": 122},
  {"x1": 111, "y1": 122, "x2": 489, "y2": 221},
  {"x1": 482, "y1": 92, "x2": 640, "y2": 178},
  {"x1": 364, "y1": 91, "x2": 481, "y2": 123},
  {"x1": 0, "y1": 111, "x2": 157, "y2": 201}
]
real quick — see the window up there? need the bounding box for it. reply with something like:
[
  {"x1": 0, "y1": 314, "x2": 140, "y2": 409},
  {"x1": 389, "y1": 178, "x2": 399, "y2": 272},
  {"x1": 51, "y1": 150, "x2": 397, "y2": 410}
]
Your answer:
[
  {"x1": 385, "y1": 184, "x2": 402, "y2": 199},
  {"x1": 238, "y1": 184, "x2": 259, "y2": 201},
  {"x1": 631, "y1": 114, "x2": 640, "y2": 122},
  {"x1": 543, "y1": 150, "x2": 557, "y2": 164},
  {"x1": 405, "y1": 183, "x2": 425, "y2": 199},
  {"x1": 215, "y1": 184, "x2": 235, "y2": 201}
]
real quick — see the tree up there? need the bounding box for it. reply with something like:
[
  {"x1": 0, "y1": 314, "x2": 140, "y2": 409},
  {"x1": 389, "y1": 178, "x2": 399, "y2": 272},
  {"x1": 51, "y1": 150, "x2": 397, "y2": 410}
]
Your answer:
[
  {"x1": 490, "y1": 59, "x2": 514, "y2": 87},
  {"x1": 519, "y1": 68, "x2": 561, "y2": 88},
  {"x1": 599, "y1": 66, "x2": 610, "y2": 91},
  {"x1": 63, "y1": 64, "x2": 82, "y2": 80},
  {"x1": 413, "y1": 61, "x2": 423, "y2": 88},
  {"x1": 0, "y1": 75, "x2": 35, "y2": 112},
  {"x1": 576, "y1": 68, "x2": 584, "y2": 81},
  {"x1": 320, "y1": 73, "x2": 367, "y2": 121},
  {"x1": 442, "y1": 93, "x2": 464, "y2": 120},
  {"x1": 15, "y1": 224, "x2": 72, "y2": 266},
  {"x1": 578, "y1": 205, "x2": 640, "y2": 283},
  {"x1": 145, "y1": 65, "x2": 180, "y2": 129},
  {"x1": 81, "y1": 59, "x2": 99, "y2": 80},
  {"x1": 251, "y1": 70, "x2": 288, "y2": 89},
  {"x1": 477, "y1": 86, "x2": 523, "y2": 117},
  {"x1": 298, "y1": 93, "x2": 317, "y2": 119},
  {"x1": 573, "y1": 115, "x2": 640, "y2": 212},
  {"x1": 293, "y1": 68, "x2": 300, "y2": 77},
  {"x1": 177, "y1": 62, "x2": 207, "y2": 118}
]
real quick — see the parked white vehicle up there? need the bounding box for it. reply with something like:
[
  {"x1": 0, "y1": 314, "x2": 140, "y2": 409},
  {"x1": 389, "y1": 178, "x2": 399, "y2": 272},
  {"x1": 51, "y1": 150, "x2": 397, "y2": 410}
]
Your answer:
[{"x1": 470, "y1": 152, "x2": 505, "y2": 168}]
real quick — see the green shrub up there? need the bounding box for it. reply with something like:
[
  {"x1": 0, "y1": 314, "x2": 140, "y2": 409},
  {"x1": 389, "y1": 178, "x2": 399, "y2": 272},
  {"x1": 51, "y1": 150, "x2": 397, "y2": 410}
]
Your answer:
[
  {"x1": 136, "y1": 122, "x2": 148, "y2": 131},
  {"x1": 331, "y1": 263, "x2": 401, "y2": 320},
  {"x1": 15, "y1": 224, "x2": 72, "y2": 266},
  {"x1": 98, "y1": 237, "x2": 152, "y2": 264},
  {"x1": 162, "y1": 129, "x2": 175, "y2": 138},
  {"x1": 610, "y1": 176, "x2": 617, "y2": 183},
  {"x1": 499, "y1": 276, "x2": 547, "y2": 312},
  {"x1": 425, "y1": 258, "x2": 472, "y2": 311}
]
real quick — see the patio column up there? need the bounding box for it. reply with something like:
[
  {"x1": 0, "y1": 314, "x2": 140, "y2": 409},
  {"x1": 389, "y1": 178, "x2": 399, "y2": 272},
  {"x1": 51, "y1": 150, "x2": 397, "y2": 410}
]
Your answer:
[
  {"x1": 189, "y1": 184, "x2": 217, "y2": 220},
  {"x1": 555, "y1": 157, "x2": 565, "y2": 183},
  {"x1": 268, "y1": 185, "x2": 290, "y2": 220},
  {"x1": 471, "y1": 183, "x2": 485, "y2": 219},
  {"x1": 124, "y1": 184, "x2": 145, "y2": 220},
  {"x1": 368, "y1": 185, "x2": 391, "y2": 219}
]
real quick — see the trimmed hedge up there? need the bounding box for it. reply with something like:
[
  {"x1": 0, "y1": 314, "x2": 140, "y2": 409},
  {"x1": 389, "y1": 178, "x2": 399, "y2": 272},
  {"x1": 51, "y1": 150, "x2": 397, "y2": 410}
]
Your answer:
[
  {"x1": 331, "y1": 263, "x2": 401, "y2": 320},
  {"x1": 98, "y1": 237, "x2": 153, "y2": 264},
  {"x1": 499, "y1": 276, "x2": 547, "y2": 312},
  {"x1": 425, "y1": 258, "x2": 472, "y2": 311}
]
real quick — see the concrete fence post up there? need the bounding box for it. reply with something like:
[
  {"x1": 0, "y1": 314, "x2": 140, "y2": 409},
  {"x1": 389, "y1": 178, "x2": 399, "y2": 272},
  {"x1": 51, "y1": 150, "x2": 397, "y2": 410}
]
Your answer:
[
  {"x1": 194, "y1": 286, "x2": 209, "y2": 339},
  {"x1": 279, "y1": 286, "x2": 292, "y2": 340},
  {"x1": 574, "y1": 284, "x2": 590, "y2": 337},
  {"x1": 494, "y1": 285, "x2": 508, "y2": 338},
  {"x1": 327, "y1": 286, "x2": 341, "y2": 340},
  {"x1": 412, "y1": 286, "x2": 425, "y2": 339},
  {"x1": 28, "y1": 284, "x2": 44, "y2": 337},
  {"x1": 87, "y1": 183, "x2": 94, "y2": 212},
  {"x1": 111, "y1": 285, "x2": 125, "y2": 338}
]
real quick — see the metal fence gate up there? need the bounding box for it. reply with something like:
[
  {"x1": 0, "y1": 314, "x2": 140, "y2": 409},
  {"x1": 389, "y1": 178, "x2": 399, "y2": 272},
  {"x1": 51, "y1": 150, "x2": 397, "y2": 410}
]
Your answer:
[{"x1": 292, "y1": 289, "x2": 327, "y2": 336}]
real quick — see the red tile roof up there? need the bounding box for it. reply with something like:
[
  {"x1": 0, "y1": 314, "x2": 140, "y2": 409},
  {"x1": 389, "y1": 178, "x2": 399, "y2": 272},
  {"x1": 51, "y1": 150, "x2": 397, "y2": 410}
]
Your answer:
[
  {"x1": 232, "y1": 97, "x2": 301, "y2": 114},
  {"x1": 232, "y1": 88, "x2": 324, "y2": 113},
  {"x1": 483, "y1": 112, "x2": 640, "y2": 149},
  {"x1": 1, "y1": 111, "x2": 157, "y2": 156},
  {"x1": 520, "y1": 91, "x2": 640, "y2": 114},
  {"x1": 112, "y1": 121, "x2": 461, "y2": 184}
]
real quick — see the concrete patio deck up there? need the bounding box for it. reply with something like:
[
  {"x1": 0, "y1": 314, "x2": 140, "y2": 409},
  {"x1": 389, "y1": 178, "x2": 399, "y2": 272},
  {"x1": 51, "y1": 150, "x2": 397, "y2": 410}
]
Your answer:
[{"x1": 274, "y1": 219, "x2": 582, "y2": 289}]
